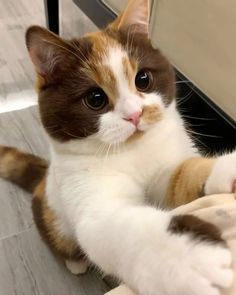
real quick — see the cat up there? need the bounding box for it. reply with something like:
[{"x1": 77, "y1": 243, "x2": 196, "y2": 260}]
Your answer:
[{"x1": 0, "y1": 0, "x2": 235, "y2": 294}]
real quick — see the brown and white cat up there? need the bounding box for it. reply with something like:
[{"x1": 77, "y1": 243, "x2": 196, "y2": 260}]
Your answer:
[{"x1": 0, "y1": 0, "x2": 235, "y2": 294}]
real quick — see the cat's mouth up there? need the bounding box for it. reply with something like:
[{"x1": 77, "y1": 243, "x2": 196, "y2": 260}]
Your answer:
[
  {"x1": 127, "y1": 129, "x2": 144, "y2": 142},
  {"x1": 98, "y1": 104, "x2": 163, "y2": 145},
  {"x1": 126, "y1": 104, "x2": 163, "y2": 133}
]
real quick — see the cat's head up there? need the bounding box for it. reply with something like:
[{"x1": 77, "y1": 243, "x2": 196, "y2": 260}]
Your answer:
[{"x1": 26, "y1": 0, "x2": 175, "y2": 146}]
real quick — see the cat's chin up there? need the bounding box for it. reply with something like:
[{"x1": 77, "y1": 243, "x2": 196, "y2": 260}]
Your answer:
[
  {"x1": 126, "y1": 130, "x2": 144, "y2": 143},
  {"x1": 112, "y1": 129, "x2": 146, "y2": 145}
]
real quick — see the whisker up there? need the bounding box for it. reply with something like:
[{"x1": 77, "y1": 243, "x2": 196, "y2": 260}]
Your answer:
[
  {"x1": 42, "y1": 39, "x2": 84, "y2": 63},
  {"x1": 104, "y1": 144, "x2": 112, "y2": 163},
  {"x1": 177, "y1": 89, "x2": 194, "y2": 106},
  {"x1": 95, "y1": 142, "x2": 107, "y2": 157},
  {"x1": 175, "y1": 80, "x2": 193, "y2": 84},
  {"x1": 70, "y1": 41, "x2": 90, "y2": 65},
  {"x1": 187, "y1": 128, "x2": 222, "y2": 139},
  {"x1": 181, "y1": 115, "x2": 216, "y2": 121},
  {"x1": 193, "y1": 137, "x2": 208, "y2": 150},
  {"x1": 62, "y1": 129, "x2": 82, "y2": 139}
]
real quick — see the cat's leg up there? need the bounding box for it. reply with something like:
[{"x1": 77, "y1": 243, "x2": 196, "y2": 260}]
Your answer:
[
  {"x1": 164, "y1": 157, "x2": 215, "y2": 208},
  {"x1": 163, "y1": 152, "x2": 236, "y2": 208},
  {"x1": 205, "y1": 151, "x2": 236, "y2": 195},
  {"x1": 33, "y1": 180, "x2": 87, "y2": 275},
  {"x1": 74, "y1": 188, "x2": 233, "y2": 295}
]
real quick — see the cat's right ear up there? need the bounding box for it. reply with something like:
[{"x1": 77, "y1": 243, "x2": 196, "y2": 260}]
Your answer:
[
  {"x1": 110, "y1": 0, "x2": 150, "y2": 35},
  {"x1": 25, "y1": 26, "x2": 76, "y2": 80}
]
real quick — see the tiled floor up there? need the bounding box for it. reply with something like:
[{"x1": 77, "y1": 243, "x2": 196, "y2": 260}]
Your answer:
[
  {"x1": 0, "y1": 0, "x2": 96, "y2": 113},
  {"x1": 0, "y1": 1, "x2": 109, "y2": 294}
]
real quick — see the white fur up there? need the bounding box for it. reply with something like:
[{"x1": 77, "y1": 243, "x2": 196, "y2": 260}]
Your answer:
[
  {"x1": 205, "y1": 151, "x2": 236, "y2": 195},
  {"x1": 108, "y1": 48, "x2": 142, "y2": 110},
  {"x1": 65, "y1": 260, "x2": 88, "y2": 275},
  {"x1": 45, "y1": 46, "x2": 234, "y2": 294}
]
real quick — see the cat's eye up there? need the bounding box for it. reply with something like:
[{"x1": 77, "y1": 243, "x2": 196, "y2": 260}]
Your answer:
[
  {"x1": 83, "y1": 89, "x2": 108, "y2": 111},
  {"x1": 135, "y1": 70, "x2": 152, "y2": 92}
]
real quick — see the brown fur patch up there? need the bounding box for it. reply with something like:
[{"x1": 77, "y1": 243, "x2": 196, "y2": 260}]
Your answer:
[
  {"x1": 0, "y1": 145, "x2": 48, "y2": 193},
  {"x1": 168, "y1": 214, "x2": 225, "y2": 244},
  {"x1": 84, "y1": 32, "x2": 123, "y2": 103},
  {"x1": 33, "y1": 179, "x2": 84, "y2": 260},
  {"x1": 165, "y1": 157, "x2": 215, "y2": 208},
  {"x1": 142, "y1": 104, "x2": 163, "y2": 124}
]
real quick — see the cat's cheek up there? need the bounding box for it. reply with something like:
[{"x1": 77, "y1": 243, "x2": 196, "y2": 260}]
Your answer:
[
  {"x1": 137, "y1": 119, "x2": 151, "y2": 131},
  {"x1": 98, "y1": 123, "x2": 136, "y2": 144},
  {"x1": 137, "y1": 118, "x2": 158, "y2": 132}
]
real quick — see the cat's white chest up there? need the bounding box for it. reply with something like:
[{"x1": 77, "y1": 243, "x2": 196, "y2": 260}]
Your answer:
[{"x1": 45, "y1": 112, "x2": 196, "y2": 238}]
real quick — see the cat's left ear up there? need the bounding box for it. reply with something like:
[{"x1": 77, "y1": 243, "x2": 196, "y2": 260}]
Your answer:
[{"x1": 110, "y1": 0, "x2": 149, "y2": 35}]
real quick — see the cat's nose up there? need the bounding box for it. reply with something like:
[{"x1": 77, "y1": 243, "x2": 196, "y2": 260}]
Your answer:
[{"x1": 125, "y1": 111, "x2": 142, "y2": 126}]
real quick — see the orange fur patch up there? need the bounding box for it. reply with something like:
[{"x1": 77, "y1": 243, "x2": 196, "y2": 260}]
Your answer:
[
  {"x1": 84, "y1": 32, "x2": 139, "y2": 106},
  {"x1": 83, "y1": 33, "x2": 120, "y2": 104},
  {"x1": 142, "y1": 105, "x2": 163, "y2": 124},
  {"x1": 122, "y1": 56, "x2": 137, "y2": 89},
  {"x1": 165, "y1": 157, "x2": 215, "y2": 208}
]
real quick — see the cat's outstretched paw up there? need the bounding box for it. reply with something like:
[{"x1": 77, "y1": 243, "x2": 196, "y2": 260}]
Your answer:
[
  {"x1": 134, "y1": 215, "x2": 233, "y2": 295},
  {"x1": 205, "y1": 152, "x2": 236, "y2": 195},
  {"x1": 65, "y1": 259, "x2": 88, "y2": 275}
]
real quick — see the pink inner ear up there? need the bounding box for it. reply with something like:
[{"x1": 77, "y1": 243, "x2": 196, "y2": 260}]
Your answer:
[
  {"x1": 118, "y1": 0, "x2": 149, "y2": 34},
  {"x1": 28, "y1": 47, "x2": 43, "y2": 74},
  {"x1": 26, "y1": 26, "x2": 68, "y2": 77},
  {"x1": 28, "y1": 45, "x2": 51, "y2": 76}
]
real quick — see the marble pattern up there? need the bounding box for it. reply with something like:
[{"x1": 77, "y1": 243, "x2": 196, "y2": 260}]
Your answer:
[
  {"x1": 0, "y1": 0, "x2": 109, "y2": 293},
  {"x1": 0, "y1": 106, "x2": 110, "y2": 295},
  {"x1": 0, "y1": 0, "x2": 97, "y2": 113}
]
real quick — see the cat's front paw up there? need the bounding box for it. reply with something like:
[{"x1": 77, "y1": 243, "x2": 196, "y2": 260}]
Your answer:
[
  {"x1": 205, "y1": 152, "x2": 236, "y2": 195},
  {"x1": 167, "y1": 215, "x2": 233, "y2": 295},
  {"x1": 135, "y1": 215, "x2": 233, "y2": 295}
]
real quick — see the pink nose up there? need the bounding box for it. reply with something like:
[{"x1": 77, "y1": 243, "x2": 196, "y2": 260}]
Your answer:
[{"x1": 125, "y1": 111, "x2": 141, "y2": 126}]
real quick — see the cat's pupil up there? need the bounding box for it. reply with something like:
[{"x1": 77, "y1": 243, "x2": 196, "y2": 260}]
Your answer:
[
  {"x1": 135, "y1": 71, "x2": 151, "y2": 91},
  {"x1": 84, "y1": 89, "x2": 107, "y2": 110}
]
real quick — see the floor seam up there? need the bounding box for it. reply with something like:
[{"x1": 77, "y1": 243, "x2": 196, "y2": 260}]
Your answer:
[{"x1": 0, "y1": 222, "x2": 34, "y2": 241}]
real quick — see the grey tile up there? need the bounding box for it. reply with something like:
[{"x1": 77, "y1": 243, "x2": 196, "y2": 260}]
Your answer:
[
  {"x1": 0, "y1": 105, "x2": 111, "y2": 294},
  {"x1": 0, "y1": 107, "x2": 48, "y2": 238},
  {"x1": 0, "y1": 226, "x2": 109, "y2": 295},
  {"x1": 0, "y1": 107, "x2": 49, "y2": 158},
  {"x1": 0, "y1": 180, "x2": 33, "y2": 238},
  {"x1": 0, "y1": 2, "x2": 110, "y2": 294}
]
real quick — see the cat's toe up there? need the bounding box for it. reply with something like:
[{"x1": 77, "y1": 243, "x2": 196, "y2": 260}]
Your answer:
[
  {"x1": 65, "y1": 259, "x2": 88, "y2": 275},
  {"x1": 199, "y1": 246, "x2": 233, "y2": 289}
]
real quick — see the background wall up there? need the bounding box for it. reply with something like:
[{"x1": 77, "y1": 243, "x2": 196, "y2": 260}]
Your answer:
[
  {"x1": 104, "y1": 0, "x2": 236, "y2": 120},
  {"x1": 151, "y1": 0, "x2": 236, "y2": 120}
]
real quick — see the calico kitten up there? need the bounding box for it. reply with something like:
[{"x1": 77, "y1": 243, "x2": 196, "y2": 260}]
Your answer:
[{"x1": 0, "y1": 0, "x2": 235, "y2": 294}]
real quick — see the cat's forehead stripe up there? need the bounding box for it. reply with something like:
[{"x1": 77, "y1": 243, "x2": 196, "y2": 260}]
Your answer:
[
  {"x1": 103, "y1": 45, "x2": 137, "y2": 98},
  {"x1": 86, "y1": 32, "x2": 138, "y2": 104}
]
